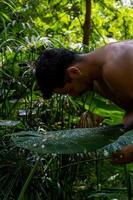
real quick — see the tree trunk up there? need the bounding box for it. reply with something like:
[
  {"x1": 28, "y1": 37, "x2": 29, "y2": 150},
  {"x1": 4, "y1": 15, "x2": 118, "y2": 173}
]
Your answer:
[{"x1": 83, "y1": 0, "x2": 92, "y2": 46}]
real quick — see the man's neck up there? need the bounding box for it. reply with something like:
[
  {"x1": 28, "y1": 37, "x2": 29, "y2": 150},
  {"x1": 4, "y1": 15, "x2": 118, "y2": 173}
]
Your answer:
[{"x1": 80, "y1": 53, "x2": 103, "y2": 80}]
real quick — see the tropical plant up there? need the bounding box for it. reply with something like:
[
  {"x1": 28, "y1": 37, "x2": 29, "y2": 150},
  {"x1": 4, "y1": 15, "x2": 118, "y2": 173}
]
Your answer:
[{"x1": 0, "y1": 0, "x2": 133, "y2": 199}]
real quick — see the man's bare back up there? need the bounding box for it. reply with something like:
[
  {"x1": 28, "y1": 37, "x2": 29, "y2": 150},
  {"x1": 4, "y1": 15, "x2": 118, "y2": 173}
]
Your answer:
[{"x1": 93, "y1": 40, "x2": 133, "y2": 111}]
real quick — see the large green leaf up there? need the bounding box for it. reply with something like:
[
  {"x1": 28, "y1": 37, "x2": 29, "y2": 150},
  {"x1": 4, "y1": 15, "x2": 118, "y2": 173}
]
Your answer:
[
  {"x1": 11, "y1": 125, "x2": 124, "y2": 154},
  {"x1": 103, "y1": 129, "x2": 133, "y2": 153}
]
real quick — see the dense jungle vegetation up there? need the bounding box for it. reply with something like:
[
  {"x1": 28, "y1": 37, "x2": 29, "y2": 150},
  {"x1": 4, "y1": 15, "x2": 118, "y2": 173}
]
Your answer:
[{"x1": 0, "y1": 0, "x2": 133, "y2": 199}]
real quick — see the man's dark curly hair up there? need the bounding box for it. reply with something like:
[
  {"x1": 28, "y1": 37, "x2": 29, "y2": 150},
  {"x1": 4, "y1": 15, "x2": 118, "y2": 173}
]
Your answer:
[{"x1": 35, "y1": 48, "x2": 80, "y2": 99}]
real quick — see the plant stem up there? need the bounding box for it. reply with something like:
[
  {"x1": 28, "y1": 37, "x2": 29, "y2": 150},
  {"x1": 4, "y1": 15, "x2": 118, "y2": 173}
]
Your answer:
[{"x1": 18, "y1": 159, "x2": 39, "y2": 200}]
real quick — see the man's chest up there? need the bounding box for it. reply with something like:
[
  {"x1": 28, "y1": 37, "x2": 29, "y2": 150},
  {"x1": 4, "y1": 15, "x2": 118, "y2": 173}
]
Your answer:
[{"x1": 93, "y1": 80, "x2": 133, "y2": 110}]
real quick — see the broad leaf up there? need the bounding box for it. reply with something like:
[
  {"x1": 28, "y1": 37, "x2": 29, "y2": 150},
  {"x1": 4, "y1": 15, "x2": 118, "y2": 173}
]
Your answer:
[
  {"x1": 12, "y1": 125, "x2": 124, "y2": 154},
  {"x1": 103, "y1": 129, "x2": 133, "y2": 153}
]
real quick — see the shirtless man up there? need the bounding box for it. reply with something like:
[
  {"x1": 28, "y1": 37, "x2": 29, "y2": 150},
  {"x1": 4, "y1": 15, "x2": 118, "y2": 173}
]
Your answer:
[{"x1": 35, "y1": 40, "x2": 133, "y2": 164}]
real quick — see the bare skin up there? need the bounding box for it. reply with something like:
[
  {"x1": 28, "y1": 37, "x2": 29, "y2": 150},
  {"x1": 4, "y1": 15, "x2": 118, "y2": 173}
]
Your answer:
[
  {"x1": 54, "y1": 40, "x2": 133, "y2": 129},
  {"x1": 54, "y1": 40, "x2": 133, "y2": 164}
]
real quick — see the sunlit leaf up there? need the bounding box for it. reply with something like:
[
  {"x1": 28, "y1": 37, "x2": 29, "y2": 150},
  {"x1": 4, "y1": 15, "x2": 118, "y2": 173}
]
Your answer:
[{"x1": 0, "y1": 120, "x2": 20, "y2": 127}]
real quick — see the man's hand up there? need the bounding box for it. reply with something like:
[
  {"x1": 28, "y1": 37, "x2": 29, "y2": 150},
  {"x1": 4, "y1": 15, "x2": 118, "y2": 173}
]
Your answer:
[{"x1": 112, "y1": 144, "x2": 133, "y2": 164}]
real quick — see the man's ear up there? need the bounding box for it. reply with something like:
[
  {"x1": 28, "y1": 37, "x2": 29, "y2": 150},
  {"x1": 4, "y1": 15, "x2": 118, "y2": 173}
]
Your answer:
[{"x1": 66, "y1": 66, "x2": 82, "y2": 80}]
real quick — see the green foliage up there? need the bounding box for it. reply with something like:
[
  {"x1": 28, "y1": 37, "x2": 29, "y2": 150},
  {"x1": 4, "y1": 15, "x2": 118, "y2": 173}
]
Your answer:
[
  {"x1": 103, "y1": 128, "x2": 133, "y2": 153},
  {"x1": 1, "y1": 0, "x2": 133, "y2": 49},
  {"x1": 11, "y1": 125, "x2": 124, "y2": 154},
  {"x1": 0, "y1": 0, "x2": 133, "y2": 199}
]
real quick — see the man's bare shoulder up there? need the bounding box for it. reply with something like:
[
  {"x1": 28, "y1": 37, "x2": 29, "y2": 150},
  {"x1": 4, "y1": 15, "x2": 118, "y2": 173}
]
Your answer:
[
  {"x1": 105, "y1": 40, "x2": 133, "y2": 48},
  {"x1": 102, "y1": 40, "x2": 133, "y2": 65},
  {"x1": 90, "y1": 40, "x2": 133, "y2": 74},
  {"x1": 102, "y1": 40, "x2": 133, "y2": 88},
  {"x1": 91, "y1": 40, "x2": 133, "y2": 65},
  {"x1": 98, "y1": 40, "x2": 133, "y2": 54}
]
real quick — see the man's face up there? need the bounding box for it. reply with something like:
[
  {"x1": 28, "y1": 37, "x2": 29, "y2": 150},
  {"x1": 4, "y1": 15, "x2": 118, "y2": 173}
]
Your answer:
[
  {"x1": 54, "y1": 82, "x2": 85, "y2": 97},
  {"x1": 54, "y1": 65, "x2": 94, "y2": 97},
  {"x1": 54, "y1": 77, "x2": 93, "y2": 97}
]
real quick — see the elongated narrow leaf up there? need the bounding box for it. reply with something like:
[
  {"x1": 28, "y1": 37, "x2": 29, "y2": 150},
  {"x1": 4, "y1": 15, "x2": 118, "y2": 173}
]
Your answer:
[
  {"x1": 103, "y1": 129, "x2": 133, "y2": 153},
  {"x1": 12, "y1": 125, "x2": 124, "y2": 154},
  {"x1": 0, "y1": 120, "x2": 20, "y2": 127}
]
